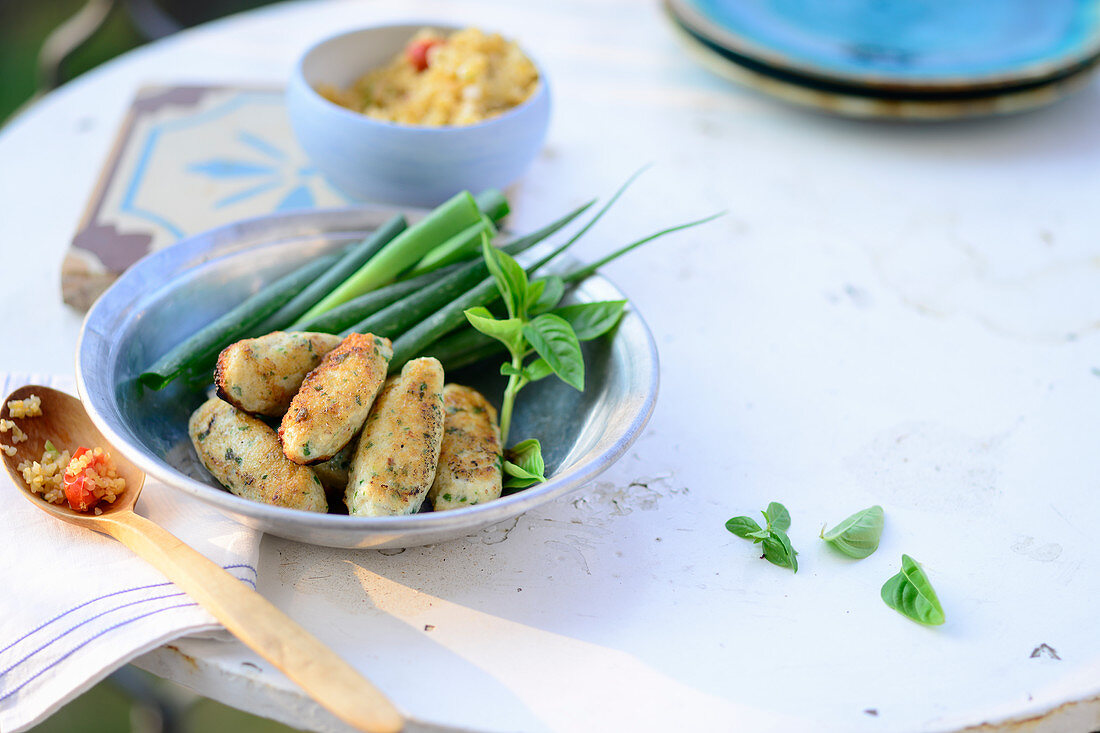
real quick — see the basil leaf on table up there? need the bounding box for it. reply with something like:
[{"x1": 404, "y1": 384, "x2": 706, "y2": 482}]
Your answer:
[
  {"x1": 881, "y1": 554, "x2": 945, "y2": 626},
  {"x1": 763, "y1": 502, "x2": 791, "y2": 532},
  {"x1": 523, "y1": 314, "x2": 585, "y2": 391},
  {"x1": 821, "y1": 505, "x2": 885, "y2": 559},
  {"x1": 724, "y1": 501, "x2": 798, "y2": 572},
  {"x1": 725, "y1": 516, "x2": 763, "y2": 539},
  {"x1": 762, "y1": 530, "x2": 798, "y2": 572}
]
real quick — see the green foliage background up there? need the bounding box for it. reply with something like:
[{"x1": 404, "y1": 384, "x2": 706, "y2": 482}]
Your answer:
[{"x1": 0, "y1": 0, "x2": 274, "y2": 123}]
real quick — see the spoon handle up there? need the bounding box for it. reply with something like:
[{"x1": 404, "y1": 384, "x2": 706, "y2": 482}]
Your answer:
[{"x1": 103, "y1": 510, "x2": 404, "y2": 733}]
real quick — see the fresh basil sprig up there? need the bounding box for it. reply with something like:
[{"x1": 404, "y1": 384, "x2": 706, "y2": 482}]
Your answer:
[
  {"x1": 881, "y1": 554, "x2": 945, "y2": 626},
  {"x1": 466, "y1": 238, "x2": 626, "y2": 485},
  {"x1": 820, "y1": 505, "x2": 884, "y2": 559},
  {"x1": 725, "y1": 501, "x2": 798, "y2": 572}
]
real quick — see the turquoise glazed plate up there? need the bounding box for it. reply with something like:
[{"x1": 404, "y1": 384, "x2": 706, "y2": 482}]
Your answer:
[
  {"x1": 668, "y1": 0, "x2": 1100, "y2": 92},
  {"x1": 667, "y1": 7, "x2": 1100, "y2": 120}
]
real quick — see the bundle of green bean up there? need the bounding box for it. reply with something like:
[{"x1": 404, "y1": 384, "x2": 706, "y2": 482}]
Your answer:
[
  {"x1": 139, "y1": 189, "x2": 508, "y2": 390},
  {"x1": 140, "y1": 175, "x2": 720, "y2": 392},
  {"x1": 299, "y1": 191, "x2": 488, "y2": 321}
]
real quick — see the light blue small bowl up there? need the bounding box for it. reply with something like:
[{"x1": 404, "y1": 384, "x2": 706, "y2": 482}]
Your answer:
[{"x1": 287, "y1": 23, "x2": 551, "y2": 207}]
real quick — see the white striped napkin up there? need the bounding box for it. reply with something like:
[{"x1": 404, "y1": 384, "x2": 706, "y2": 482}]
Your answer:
[{"x1": 0, "y1": 373, "x2": 262, "y2": 733}]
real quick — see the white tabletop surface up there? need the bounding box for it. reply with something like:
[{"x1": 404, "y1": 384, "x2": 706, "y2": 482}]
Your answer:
[{"x1": 3, "y1": 1, "x2": 1100, "y2": 731}]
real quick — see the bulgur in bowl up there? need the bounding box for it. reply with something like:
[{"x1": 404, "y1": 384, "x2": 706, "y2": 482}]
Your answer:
[{"x1": 287, "y1": 23, "x2": 551, "y2": 207}]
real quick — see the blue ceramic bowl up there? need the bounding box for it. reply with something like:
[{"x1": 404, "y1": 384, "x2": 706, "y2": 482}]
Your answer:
[{"x1": 287, "y1": 23, "x2": 551, "y2": 207}]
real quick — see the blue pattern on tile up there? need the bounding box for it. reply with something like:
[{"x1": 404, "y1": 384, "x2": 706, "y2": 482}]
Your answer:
[{"x1": 119, "y1": 92, "x2": 347, "y2": 239}]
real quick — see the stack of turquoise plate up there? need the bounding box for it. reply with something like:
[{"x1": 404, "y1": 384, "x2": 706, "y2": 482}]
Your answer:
[{"x1": 665, "y1": 0, "x2": 1100, "y2": 119}]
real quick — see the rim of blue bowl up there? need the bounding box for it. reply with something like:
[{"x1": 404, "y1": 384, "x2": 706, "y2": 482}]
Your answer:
[{"x1": 292, "y1": 21, "x2": 550, "y2": 133}]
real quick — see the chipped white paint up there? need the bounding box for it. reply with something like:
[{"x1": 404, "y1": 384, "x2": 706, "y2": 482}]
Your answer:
[{"x1": 3, "y1": 0, "x2": 1100, "y2": 731}]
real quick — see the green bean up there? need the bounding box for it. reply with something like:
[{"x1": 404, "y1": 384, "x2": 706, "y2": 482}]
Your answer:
[
  {"x1": 288, "y1": 264, "x2": 460, "y2": 334},
  {"x1": 422, "y1": 328, "x2": 503, "y2": 372},
  {"x1": 393, "y1": 210, "x2": 723, "y2": 370},
  {"x1": 300, "y1": 191, "x2": 483, "y2": 320},
  {"x1": 344, "y1": 235, "x2": 536, "y2": 340},
  {"x1": 388, "y1": 278, "x2": 501, "y2": 371},
  {"x1": 404, "y1": 216, "x2": 496, "y2": 279},
  {"x1": 365, "y1": 200, "x2": 597, "y2": 365},
  {"x1": 138, "y1": 254, "x2": 338, "y2": 390},
  {"x1": 249, "y1": 214, "x2": 406, "y2": 335},
  {"x1": 386, "y1": 175, "x2": 647, "y2": 370},
  {"x1": 562, "y1": 213, "x2": 724, "y2": 284},
  {"x1": 474, "y1": 188, "x2": 510, "y2": 222}
]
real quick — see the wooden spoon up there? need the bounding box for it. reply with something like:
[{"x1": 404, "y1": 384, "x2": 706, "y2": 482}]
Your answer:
[{"x1": 0, "y1": 385, "x2": 404, "y2": 733}]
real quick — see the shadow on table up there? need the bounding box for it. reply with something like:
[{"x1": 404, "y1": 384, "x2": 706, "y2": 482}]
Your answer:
[{"x1": 258, "y1": 462, "x2": 753, "y2": 731}]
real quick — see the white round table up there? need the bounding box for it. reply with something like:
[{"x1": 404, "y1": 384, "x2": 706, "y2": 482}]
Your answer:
[{"x1": 3, "y1": 1, "x2": 1100, "y2": 731}]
